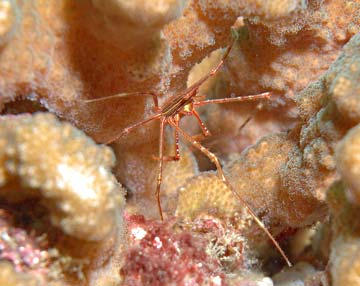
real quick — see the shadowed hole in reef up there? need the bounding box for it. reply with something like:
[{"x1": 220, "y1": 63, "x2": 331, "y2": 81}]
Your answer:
[
  {"x1": 1, "y1": 98, "x2": 48, "y2": 115},
  {"x1": 0, "y1": 182, "x2": 93, "y2": 284}
]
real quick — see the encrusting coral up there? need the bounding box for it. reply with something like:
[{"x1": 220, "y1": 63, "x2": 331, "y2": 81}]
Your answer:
[
  {"x1": 114, "y1": 137, "x2": 199, "y2": 218},
  {"x1": 2, "y1": 1, "x2": 360, "y2": 286},
  {"x1": 173, "y1": 31, "x2": 360, "y2": 273},
  {"x1": 176, "y1": 172, "x2": 240, "y2": 219},
  {"x1": 327, "y1": 182, "x2": 360, "y2": 286},
  {"x1": 0, "y1": 260, "x2": 43, "y2": 286},
  {"x1": 0, "y1": 112, "x2": 123, "y2": 241},
  {"x1": 326, "y1": 121, "x2": 360, "y2": 285},
  {"x1": 278, "y1": 32, "x2": 360, "y2": 228},
  {"x1": 0, "y1": 112, "x2": 125, "y2": 285},
  {"x1": 0, "y1": 0, "x2": 330, "y2": 169},
  {"x1": 199, "y1": 0, "x2": 360, "y2": 158},
  {"x1": 0, "y1": 0, "x2": 20, "y2": 47},
  {"x1": 336, "y1": 125, "x2": 360, "y2": 206},
  {"x1": 226, "y1": 133, "x2": 296, "y2": 226},
  {"x1": 1, "y1": 0, "x2": 359, "y2": 217}
]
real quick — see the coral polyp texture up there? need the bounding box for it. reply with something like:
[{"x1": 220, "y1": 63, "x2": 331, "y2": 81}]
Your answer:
[
  {"x1": 0, "y1": 113, "x2": 125, "y2": 285},
  {"x1": 0, "y1": 0, "x2": 19, "y2": 46},
  {"x1": 336, "y1": 125, "x2": 360, "y2": 206},
  {"x1": 176, "y1": 172, "x2": 240, "y2": 219},
  {"x1": 1, "y1": 1, "x2": 360, "y2": 286},
  {"x1": 0, "y1": 113, "x2": 123, "y2": 241}
]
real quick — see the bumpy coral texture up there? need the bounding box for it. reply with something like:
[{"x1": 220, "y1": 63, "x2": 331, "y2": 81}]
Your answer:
[
  {"x1": 171, "y1": 32, "x2": 360, "y2": 284},
  {"x1": 284, "y1": 36, "x2": 360, "y2": 281},
  {"x1": 226, "y1": 133, "x2": 296, "y2": 226},
  {"x1": 329, "y1": 121, "x2": 360, "y2": 286},
  {"x1": 336, "y1": 125, "x2": 360, "y2": 206},
  {"x1": 2, "y1": 1, "x2": 360, "y2": 286},
  {"x1": 0, "y1": 112, "x2": 124, "y2": 241},
  {"x1": 279, "y1": 32, "x2": 360, "y2": 227},
  {"x1": 0, "y1": 112, "x2": 127, "y2": 286},
  {"x1": 0, "y1": 0, "x2": 19, "y2": 46},
  {"x1": 327, "y1": 182, "x2": 360, "y2": 286},
  {"x1": 0, "y1": 261, "x2": 42, "y2": 286},
  {"x1": 175, "y1": 33, "x2": 360, "y2": 239},
  {"x1": 176, "y1": 172, "x2": 241, "y2": 219},
  {"x1": 200, "y1": 0, "x2": 360, "y2": 158},
  {"x1": 0, "y1": 209, "x2": 50, "y2": 286},
  {"x1": 0, "y1": 0, "x2": 342, "y2": 205}
]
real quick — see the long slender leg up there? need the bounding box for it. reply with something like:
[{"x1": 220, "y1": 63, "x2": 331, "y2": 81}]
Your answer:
[
  {"x1": 83, "y1": 91, "x2": 159, "y2": 110},
  {"x1": 105, "y1": 114, "x2": 161, "y2": 144},
  {"x1": 236, "y1": 102, "x2": 266, "y2": 134},
  {"x1": 194, "y1": 92, "x2": 271, "y2": 107},
  {"x1": 156, "y1": 118, "x2": 167, "y2": 221},
  {"x1": 172, "y1": 114, "x2": 181, "y2": 160},
  {"x1": 168, "y1": 119, "x2": 292, "y2": 267},
  {"x1": 238, "y1": 114, "x2": 253, "y2": 132},
  {"x1": 186, "y1": 40, "x2": 235, "y2": 94},
  {"x1": 168, "y1": 118, "x2": 226, "y2": 181},
  {"x1": 152, "y1": 115, "x2": 180, "y2": 162},
  {"x1": 192, "y1": 109, "x2": 211, "y2": 137}
]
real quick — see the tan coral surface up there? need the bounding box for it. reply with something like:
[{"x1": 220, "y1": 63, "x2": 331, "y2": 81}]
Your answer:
[
  {"x1": 336, "y1": 125, "x2": 360, "y2": 206},
  {"x1": 0, "y1": 112, "x2": 124, "y2": 241},
  {"x1": 176, "y1": 33, "x2": 360, "y2": 235},
  {"x1": 0, "y1": 112, "x2": 126, "y2": 286},
  {"x1": 176, "y1": 172, "x2": 239, "y2": 219},
  {"x1": 0, "y1": 261, "x2": 43, "y2": 286},
  {"x1": 0, "y1": 0, "x2": 19, "y2": 45},
  {"x1": 327, "y1": 182, "x2": 360, "y2": 286}
]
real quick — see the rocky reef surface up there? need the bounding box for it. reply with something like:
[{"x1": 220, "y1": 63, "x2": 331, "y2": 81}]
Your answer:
[{"x1": 1, "y1": 0, "x2": 360, "y2": 285}]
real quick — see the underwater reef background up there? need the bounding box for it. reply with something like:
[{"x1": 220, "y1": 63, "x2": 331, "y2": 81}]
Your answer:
[{"x1": 1, "y1": 0, "x2": 360, "y2": 285}]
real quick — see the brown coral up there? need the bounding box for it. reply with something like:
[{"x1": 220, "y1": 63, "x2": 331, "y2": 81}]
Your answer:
[
  {"x1": 114, "y1": 137, "x2": 198, "y2": 218},
  {"x1": 2, "y1": 1, "x2": 360, "y2": 285},
  {"x1": 175, "y1": 32, "x2": 360, "y2": 261},
  {"x1": 278, "y1": 33, "x2": 360, "y2": 227},
  {"x1": 199, "y1": 0, "x2": 360, "y2": 158},
  {"x1": 0, "y1": 0, "x2": 320, "y2": 156}
]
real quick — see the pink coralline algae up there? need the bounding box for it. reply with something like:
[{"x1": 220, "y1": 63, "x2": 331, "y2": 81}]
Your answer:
[
  {"x1": 121, "y1": 214, "x2": 227, "y2": 286},
  {"x1": 0, "y1": 209, "x2": 50, "y2": 284}
]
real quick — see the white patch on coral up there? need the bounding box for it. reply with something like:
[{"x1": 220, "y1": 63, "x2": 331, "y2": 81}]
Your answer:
[
  {"x1": 57, "y1": 164, "x2": 97, "y2": 200},
  {"x1": 211, "y1": 275, "x2": 222, "y2": 286},
  {"x1": 154, "y1": 236, "x2": 163, "y2": 249},
  {"x1": 0, "y1": 1, "x2": 10, "y2": 21},
  {"x1": 131, "y1": 227, "x2": 147, "y2": 240},
  {"x1": 258, "y1": 277, "x2": 274, "y2": 286}
]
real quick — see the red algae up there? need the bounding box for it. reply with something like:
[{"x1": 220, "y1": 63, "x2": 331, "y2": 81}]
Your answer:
[{"x1": 121, "y1": 214, "x2": 226, "y2": 286}]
